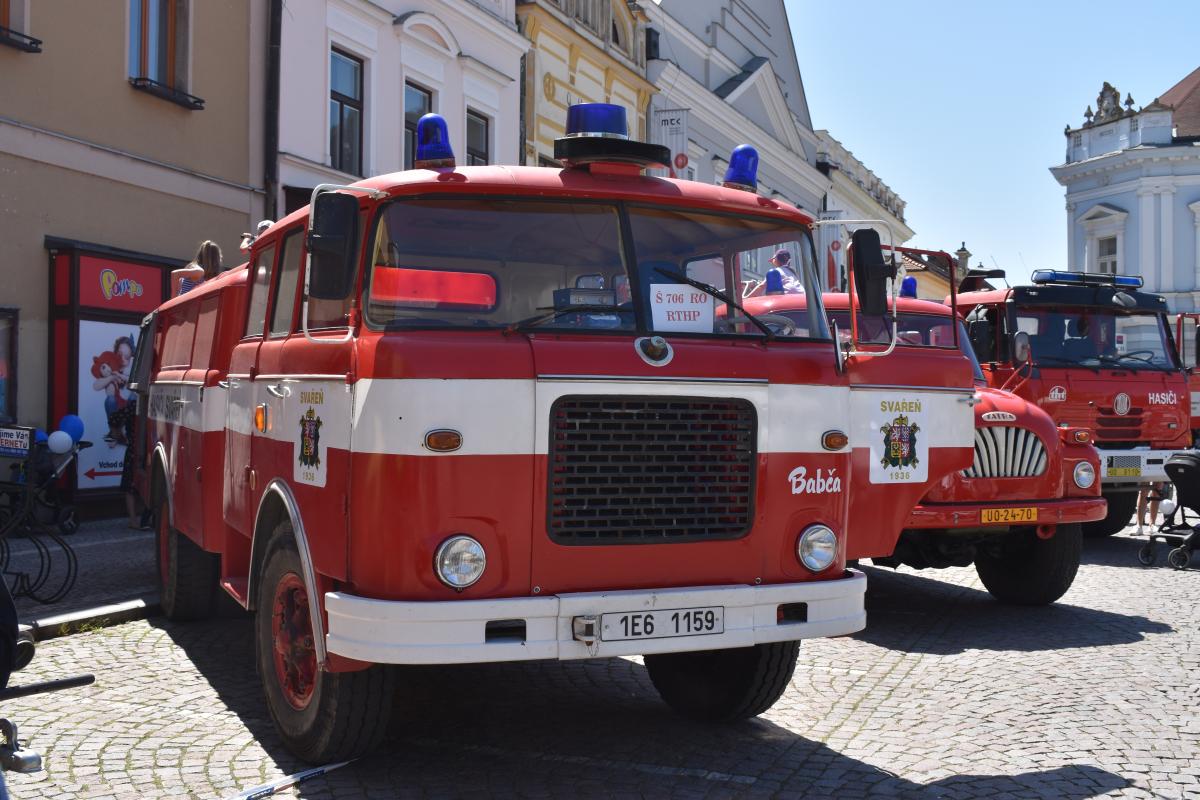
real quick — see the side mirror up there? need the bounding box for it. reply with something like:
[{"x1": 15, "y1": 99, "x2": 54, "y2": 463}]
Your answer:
[
  {"x1": 1012, "y1": 330, "x2": 1032, "y2": 363},
  {"x1": 850, "y1": 228, "x2": 893, "y2": 317},
  {"x1": 307, "y1": 192, "x2": 359, "y2": 300}
]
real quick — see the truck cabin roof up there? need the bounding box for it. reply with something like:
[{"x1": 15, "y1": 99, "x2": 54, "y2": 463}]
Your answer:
[
  {"x1": 954, "y1": 284, "x2": 1168, "y2": 314},
  {"x1": 156, "y1": 261, "x2": 248, "y2": 313},
  {"x1": 255, "y1": 164, "x2": 815, "y2": 249}
]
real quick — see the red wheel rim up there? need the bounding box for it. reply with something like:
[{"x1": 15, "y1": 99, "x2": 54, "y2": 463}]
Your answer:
[
  {"x1": 272, "y1": 573, "x2": 317, "y2": 710},
  {"x1": 157, "y1": 507, "x2": 170, "y2": 587}
]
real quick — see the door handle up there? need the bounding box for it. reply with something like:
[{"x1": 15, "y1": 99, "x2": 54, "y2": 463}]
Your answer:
[{"x1": 266, "y1": 384, "x2": 290, "y2": 399}]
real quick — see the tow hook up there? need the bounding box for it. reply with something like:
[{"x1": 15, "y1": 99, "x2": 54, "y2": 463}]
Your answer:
[
  {"x1": 1036, "y1": 525, "x2": 1055, "y2": 540},
  {"x1": 572, "y1": 615, "x2": 599, "y2": 656}
]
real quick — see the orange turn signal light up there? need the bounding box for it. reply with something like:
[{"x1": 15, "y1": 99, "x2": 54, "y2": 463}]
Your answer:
[
  {"x1": 821, "y1": 430, "x2": 849, "y2": 451},
  {"x1": 1073, "y1": 430, "x2": 1091, "y2": 444},
  {"x1": 425, "y1": 429, "x2": 463, "y2": 452},
  {"x1": 254, "y1": 404, "x2": 269, "y2": 433}
]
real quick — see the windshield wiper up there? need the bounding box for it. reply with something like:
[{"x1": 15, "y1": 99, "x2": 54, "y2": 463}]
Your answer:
[
  {"x1": 1034, "y1": 355, "x2": 1100, "y2": 374},
  {"x1": 650, "y1": 267, "x2": 775, "y2": 340},
  {"x1": 504, "y1": 304, "x2": 627, "y2": 335},
  {"x1": 1098, "y1": 354, "x2": 1171, "y2": 372}
]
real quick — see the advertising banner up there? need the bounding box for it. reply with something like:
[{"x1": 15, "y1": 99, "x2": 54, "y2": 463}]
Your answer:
[
  {"x1": 76, "y1": 319, "x2": 139, "y2": 490},
  {"x1": 652, "y1": 108, "x2": 690, "y2": 178},
  {"x1": 78, "y1": 256, "x2": 164, "y2": 314}
]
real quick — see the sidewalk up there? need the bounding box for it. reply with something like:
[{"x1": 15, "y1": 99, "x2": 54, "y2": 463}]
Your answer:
[{"x1": 5, "y1": 517, "x2": 156, "y2": 623}]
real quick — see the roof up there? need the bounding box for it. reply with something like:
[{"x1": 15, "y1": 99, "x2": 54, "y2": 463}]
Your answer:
[
  {"x1": 256, "y1": 164, "x2": 815, "y2": 243},
  {"x1": 1160, "y1": 65, "x2": 1200, "y2": 138},
  {"x1": 900, "y1": 251, "x2": 955, "y2": 284}
]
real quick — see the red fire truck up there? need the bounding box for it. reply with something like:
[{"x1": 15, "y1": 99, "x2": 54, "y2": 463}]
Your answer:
[
  {"x1": 954, "y1": 270, "x2": 1190, "y2": 537},
  {"x1": 741, "y1": 290, "x2": 1105, "y2": 604},
  {"x1": 135, "y1": 105, "x2": 975, "y2": 762}
]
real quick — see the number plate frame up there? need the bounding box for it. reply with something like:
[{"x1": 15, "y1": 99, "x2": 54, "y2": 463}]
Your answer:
[
  {"x1": 600, "y1": 606, "x2": 725, "y2": 642},
  {"x1": 980, "y1": 506, "x2": 1038, "y2": 524}
]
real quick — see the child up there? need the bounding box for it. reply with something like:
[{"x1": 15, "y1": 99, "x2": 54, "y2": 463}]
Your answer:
[{"x1": 172, "y1": 240, "x2": 223, "y2": 296}]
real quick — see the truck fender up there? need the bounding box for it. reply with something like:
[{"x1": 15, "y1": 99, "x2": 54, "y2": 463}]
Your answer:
[
  {"x1": 150, "y1": 442, "x2": 174, "y2": 528},
  {"x1": 247, "y1": 479, "x2": 328, "y2": 667}
]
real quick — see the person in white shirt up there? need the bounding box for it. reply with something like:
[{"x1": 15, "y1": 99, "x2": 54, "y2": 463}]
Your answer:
[{"x1": 767, "y1": 249, "x2": 804, "y2": 294}]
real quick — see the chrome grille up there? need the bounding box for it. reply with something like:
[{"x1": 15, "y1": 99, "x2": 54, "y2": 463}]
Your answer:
[
  {"x1": 962, "y1": 426, "x2": 1047, "y2": 478},
  {"x1": 547, "y1": 396, "x2": 756, "y2": 545}
]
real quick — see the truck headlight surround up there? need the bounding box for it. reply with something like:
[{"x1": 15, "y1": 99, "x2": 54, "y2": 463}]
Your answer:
[
  {"x1": 434, "y1": 535, "x2": 486, "y2": 589},
  {"x1": 1073, "y1": 461, "x2": 1096, "y2": 490},
  {"x1": 797, "y1": 525, "x2": 838, "y2": 572}
]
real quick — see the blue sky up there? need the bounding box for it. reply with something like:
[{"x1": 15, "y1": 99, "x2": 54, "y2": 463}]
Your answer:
[{"x1": 785, "y1": 0, "x2": 1199, "y2": 284}]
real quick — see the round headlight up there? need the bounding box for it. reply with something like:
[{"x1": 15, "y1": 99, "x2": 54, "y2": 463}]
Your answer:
[
  {"x1": 434, "y1": 535, "x2": 486, "y2": 589},
  {"x1": 797, "y1": 525, "x2": 838, "y2": 572},
  {"x1": 1073, "y1": 461, "x2": 1096, "y2": 490}
]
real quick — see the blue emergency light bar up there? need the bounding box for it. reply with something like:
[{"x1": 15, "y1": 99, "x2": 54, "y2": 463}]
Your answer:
[
  {"x1": 1030, "y1": 269, "x2": 1143, "y2": 289},
  {"x1": 414, "y1": 113, "x2": 455, "y2": 168},
  {"x1": 565, "y1": 103, "x2": 628, "y2": 139},
  {"x1": 722, "y1": 145, "x2": 759, "y2": 192},
  {"x1": 553, "y1": 103, "x2": 669, "y2": 169}
]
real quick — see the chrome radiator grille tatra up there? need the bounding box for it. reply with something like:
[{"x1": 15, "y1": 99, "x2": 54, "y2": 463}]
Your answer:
[
  {"x1": 547, "y1": 396, "x2": 756, "y2": 544},
  {"x1": 962, "y1": 426, "x2": 1048, "y2": 479}
]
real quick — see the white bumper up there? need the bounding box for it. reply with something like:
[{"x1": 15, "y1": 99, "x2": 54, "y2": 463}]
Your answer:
[
  {"x1": 1097, "y1": 447, "x2": 1190, "y2": 484},
  {"x1": 324, "y1": 570, "x2": 866, "y2": 665}
]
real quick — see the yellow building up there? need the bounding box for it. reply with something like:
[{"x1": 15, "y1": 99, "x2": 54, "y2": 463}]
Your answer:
[{"x1": 517, "y1": 0, "x2": 656, "y2": 165}]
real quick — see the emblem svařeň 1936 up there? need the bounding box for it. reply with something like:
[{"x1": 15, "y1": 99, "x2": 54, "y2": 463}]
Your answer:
[
  {"x1": 880, "y1": 414, "x2": 920, "y2": 468},
  {"x1": 299, "y1": 407, "x2": 323, "y2": 468}
]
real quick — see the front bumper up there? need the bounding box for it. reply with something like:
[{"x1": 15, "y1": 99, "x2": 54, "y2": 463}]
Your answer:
[
  {"x1": 905, "y1": 496, "x2": 1107, "y2": 529},
  {"x1": 324, "y1": 570, "x2": 866, "y2": 665},
  {"x1": 1097, "y1": 447, "x2": 1190, "y2": 484}
]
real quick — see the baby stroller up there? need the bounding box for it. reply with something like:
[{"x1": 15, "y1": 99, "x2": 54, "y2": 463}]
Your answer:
[
  {"x1": 1137, "y1": 452, "x2": 1200, "y2": 570},
  {"x1": 0, "y1": 425, "x2": 86, "y2": 603}
]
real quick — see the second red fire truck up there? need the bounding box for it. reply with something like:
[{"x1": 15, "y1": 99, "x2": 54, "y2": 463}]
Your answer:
[
  {"x1": 134, "y1": 104, "x2": 977, "y2": 762},
  {"x1": 742, "y1": 286, "x2": 1105, "y2": 605}
]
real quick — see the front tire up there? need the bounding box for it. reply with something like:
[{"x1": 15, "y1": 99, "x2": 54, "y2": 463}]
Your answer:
[
  {"x1": 255, "y1": 522, "x2": 396, "y2": 763},
  {"x1": 975, "y1": 523, "x2": 1082, "y2": 606},
  {"x1": 1082, "y1": 490, "x2": 1137, "y2": 538},
  {"x1": 645, "y1": 641, "x2": 799, "y2": 722},
  {"x1": 156, "y1": 496, "x2": 217, "y2": 620}
]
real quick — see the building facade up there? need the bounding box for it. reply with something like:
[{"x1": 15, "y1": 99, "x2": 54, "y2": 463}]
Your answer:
[
  {"x1": 0, "y1": 0, "x2": 264, "y2": 473},
  {"x1": 643, "y1": 1, "x2": 828, "y2": 209},
  {"x1": 816, "y1": 130, "x2": 914, "y2": 292},
  {"x1": 1051, "y1": 71, "x2": 1200, "y2": 312},
  {"x1": 516, "y1": 0, "x2": 654, "y2": 166},
  {"x1": 278, "y1": 0, "x2": 528, "y2": 214}
]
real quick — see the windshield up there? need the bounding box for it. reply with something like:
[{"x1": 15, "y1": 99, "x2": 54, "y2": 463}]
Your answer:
[
  {"x1": 364, "y1": 197, "x2": 828, "y2": 340},
  {"x1": 1009, "y1": 306, "x2": 1178, "y2": 371}
]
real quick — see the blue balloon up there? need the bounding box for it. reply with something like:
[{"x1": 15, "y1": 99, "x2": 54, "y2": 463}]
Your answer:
[
  {"x1": 34, "y1": 429, "x2": 48, "y2": 443},
  {"x1": 59, "y1": 414, "x2": 85, "y2": 443}
]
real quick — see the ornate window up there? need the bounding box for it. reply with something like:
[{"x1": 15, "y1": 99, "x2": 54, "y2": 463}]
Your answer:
[{"x1": 1077, "y1": 204, "x2": 1128, "y2": 276}]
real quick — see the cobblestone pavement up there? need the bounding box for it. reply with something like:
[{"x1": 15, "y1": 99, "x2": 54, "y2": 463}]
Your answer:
[
  {"x1": 4, "y1": 526, "x2": 1199, "y2": 799},
  {"x1": 6, "y1": 518, "x2": 156, "y2": 621}
]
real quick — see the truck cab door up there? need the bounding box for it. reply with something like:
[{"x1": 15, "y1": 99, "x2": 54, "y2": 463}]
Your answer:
[{"x1": 224, "y1": 243, "x2": 275, "y2": 535}]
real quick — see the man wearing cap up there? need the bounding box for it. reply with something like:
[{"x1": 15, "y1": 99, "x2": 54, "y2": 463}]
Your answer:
[{"x1": 767, "y1": 249, "x2": 804, "y2": 294}]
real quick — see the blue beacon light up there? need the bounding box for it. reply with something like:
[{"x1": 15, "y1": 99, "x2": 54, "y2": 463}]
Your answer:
[
  {"x1": 414, "y1": 113, "x2": 455, "y2": 168},
  {"x1": 565, "y1": 103, "x2": 628, "y2": 138},
  {"x1": 900, "y1": 276, "x2": 918, "y2": 298},
  {"x1": 722, "y1": 144, "x2": 759, "y2": 192}
]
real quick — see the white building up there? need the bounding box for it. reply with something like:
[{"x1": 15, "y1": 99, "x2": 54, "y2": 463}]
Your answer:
[
  {"x1": 1050, "y1": 70, "x2": 1200, "y2": 312},
  {"x1": 277, "y1": 0, "x2": 529, "y2": 215},
  {"x1": 816, "y1": 130, "x2": 914, "y2": 291},
  {"x1": 643, "y1": 1, "x2": 830, "y2": 226}
]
